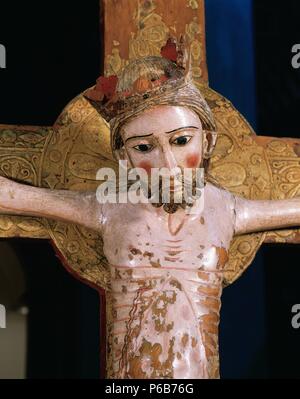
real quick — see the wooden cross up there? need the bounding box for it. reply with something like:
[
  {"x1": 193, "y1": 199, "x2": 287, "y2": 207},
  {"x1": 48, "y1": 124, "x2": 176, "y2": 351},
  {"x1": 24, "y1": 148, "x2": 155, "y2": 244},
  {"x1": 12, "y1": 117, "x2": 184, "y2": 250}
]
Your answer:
[{"x1": 1, "y1": 0, "x2": 300, "y2": 377}]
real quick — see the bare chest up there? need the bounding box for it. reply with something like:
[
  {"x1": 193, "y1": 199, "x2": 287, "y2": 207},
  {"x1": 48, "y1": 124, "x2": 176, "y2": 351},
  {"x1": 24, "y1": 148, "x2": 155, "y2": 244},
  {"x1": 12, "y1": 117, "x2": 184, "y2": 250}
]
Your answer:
[{"x1": 102, "y1": 203, "x2": 233, "y2": 273}]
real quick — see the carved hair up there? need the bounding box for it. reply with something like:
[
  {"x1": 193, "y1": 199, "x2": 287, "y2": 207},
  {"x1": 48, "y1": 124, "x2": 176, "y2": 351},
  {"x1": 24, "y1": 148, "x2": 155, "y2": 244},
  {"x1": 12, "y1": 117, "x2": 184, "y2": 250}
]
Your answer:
[{"x1": 85, "y1": 55, "x2": 217, "y2": 162}]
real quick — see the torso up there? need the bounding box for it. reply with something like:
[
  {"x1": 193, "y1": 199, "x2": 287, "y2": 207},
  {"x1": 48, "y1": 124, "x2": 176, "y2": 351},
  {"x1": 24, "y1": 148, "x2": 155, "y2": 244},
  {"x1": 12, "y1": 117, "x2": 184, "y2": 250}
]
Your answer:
[{"x1": 101, "y1": 183, "x2": 235, "y2": 379}]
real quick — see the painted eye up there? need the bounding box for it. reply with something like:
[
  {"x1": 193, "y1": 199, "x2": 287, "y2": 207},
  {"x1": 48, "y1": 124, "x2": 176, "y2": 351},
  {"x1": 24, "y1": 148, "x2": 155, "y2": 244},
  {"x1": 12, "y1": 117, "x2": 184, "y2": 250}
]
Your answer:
[
  {"x1": 133, "y1": 144, "x2": 153, "y2": 152},
  {"x1": 172, "y1": 135, "x2": 192, "y2": 146}
]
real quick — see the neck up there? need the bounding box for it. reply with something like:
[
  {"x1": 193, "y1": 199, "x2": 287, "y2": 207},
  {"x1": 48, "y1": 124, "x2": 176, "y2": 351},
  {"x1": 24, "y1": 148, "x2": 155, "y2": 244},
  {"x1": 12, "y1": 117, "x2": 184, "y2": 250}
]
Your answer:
[{"x1": 141, "y1": 191, "x2": 205, "y2": 221}]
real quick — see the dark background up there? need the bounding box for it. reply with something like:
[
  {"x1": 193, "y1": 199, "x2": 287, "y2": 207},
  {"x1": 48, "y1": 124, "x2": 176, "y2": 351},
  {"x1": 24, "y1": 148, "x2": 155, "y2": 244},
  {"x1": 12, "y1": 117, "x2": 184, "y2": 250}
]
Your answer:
[
  {"x1": 0, "y1": 0, "x2": 300, "y2": 378},
  {"x1": 254, "y1": 0, "x2": 300, "y2": 378},
  {"x1": 0, "y1": 0, "x2": 102, "y2": 379}
]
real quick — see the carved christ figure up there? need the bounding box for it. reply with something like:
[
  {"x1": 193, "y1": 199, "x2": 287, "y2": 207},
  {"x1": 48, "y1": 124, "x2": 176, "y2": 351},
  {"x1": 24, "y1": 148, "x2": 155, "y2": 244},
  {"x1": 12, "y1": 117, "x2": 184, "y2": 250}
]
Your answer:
[{"x1": 1, "y1": 49, "x2": 300, "y2": 379}]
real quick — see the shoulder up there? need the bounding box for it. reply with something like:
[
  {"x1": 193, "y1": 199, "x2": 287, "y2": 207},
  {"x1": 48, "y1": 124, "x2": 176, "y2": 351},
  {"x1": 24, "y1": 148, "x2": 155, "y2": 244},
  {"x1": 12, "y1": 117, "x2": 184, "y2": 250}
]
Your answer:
[
  {"x1": 101, "y1": 201, "x2": 136, "y2": 224},
  {"x1": 204, "y1": 182, "x2": 236, "y2": 222},
  {"x1": 205, "y1": 182, "x2": 235, "y2": 207}
]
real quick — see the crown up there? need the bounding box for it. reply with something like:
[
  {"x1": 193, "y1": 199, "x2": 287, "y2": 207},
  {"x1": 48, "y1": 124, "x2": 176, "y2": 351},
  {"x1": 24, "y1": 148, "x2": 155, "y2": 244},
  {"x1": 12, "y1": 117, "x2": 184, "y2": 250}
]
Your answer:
[{"x1": 84, "y1": 36, "x2": 191, "y2": 122}]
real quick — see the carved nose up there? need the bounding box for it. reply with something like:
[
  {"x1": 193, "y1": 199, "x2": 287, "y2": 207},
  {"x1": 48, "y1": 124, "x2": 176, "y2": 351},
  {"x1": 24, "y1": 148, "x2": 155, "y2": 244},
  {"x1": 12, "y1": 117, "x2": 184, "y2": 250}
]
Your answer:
[{"x1": 162, "y1": 148, "x2": 177, "y2": 171}]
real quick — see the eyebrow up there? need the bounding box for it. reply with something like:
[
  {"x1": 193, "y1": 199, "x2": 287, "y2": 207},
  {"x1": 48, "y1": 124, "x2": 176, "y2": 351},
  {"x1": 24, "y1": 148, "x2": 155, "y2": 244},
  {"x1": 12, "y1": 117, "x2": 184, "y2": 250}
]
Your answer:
[{"x1": 124, "y1": 126, "x2": 199, "y2": 143}]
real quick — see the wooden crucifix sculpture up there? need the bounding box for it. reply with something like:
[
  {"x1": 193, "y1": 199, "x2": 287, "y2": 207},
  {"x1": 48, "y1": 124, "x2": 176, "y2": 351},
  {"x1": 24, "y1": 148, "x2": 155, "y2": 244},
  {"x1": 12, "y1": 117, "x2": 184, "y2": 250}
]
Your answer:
[{"x1": 1, "y1": 0, "x2": 300, "y2": 379}]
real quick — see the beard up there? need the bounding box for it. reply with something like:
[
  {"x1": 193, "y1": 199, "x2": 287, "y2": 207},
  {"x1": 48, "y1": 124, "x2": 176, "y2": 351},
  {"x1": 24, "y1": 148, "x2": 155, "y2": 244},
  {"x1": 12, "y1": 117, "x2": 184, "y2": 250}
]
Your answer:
[{"x1": 125, "y1": 167, "x2": 204, "y2": 214}]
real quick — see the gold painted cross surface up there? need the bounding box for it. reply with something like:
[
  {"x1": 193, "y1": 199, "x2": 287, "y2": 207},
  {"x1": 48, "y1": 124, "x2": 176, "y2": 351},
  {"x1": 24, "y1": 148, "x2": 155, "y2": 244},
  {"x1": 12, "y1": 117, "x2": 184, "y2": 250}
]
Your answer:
[{"x1": 1, "y1": 0, "x2": 300, "y2": 376}]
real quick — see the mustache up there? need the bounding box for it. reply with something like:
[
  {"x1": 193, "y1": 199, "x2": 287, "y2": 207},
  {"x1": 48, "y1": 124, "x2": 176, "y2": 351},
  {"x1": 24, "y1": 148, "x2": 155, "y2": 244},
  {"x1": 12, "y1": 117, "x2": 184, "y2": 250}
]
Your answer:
[{"x1": 118, "y1": 168, "x2": 199, "y2": 192}]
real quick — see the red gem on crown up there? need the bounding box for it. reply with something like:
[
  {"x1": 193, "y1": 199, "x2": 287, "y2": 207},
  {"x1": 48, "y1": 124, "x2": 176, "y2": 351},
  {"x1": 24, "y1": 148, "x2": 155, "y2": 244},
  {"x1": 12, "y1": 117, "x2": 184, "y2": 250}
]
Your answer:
[
  {"x1": 160, "y1": 37, "x2": 179, "y2": 63},
  {"x1": 85, "y1": 37, "x2": 183, "y2": 105},
  {"x1": 86, "y1": 75, "x2": 118, "y2": 102}
]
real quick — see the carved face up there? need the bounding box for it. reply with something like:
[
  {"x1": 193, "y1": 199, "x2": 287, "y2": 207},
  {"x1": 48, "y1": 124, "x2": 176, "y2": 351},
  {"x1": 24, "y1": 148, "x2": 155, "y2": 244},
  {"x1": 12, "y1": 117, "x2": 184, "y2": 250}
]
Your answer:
[
  {"x1": 117, "y1": 105, "x2": 205, "y2": 172},
  {"x1": 116, "y1": 105, "x2": 207, "y2": 212}
]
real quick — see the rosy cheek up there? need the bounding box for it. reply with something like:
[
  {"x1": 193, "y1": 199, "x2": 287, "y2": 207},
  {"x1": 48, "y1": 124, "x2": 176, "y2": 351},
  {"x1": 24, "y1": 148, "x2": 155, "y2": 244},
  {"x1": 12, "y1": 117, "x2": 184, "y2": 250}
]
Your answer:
[
  {"x1": 186, "y1": 153, "x2": 200, "y2": 168},
  {"x1": 138, "y1": 161, "x2": 152, "y2": 175}
]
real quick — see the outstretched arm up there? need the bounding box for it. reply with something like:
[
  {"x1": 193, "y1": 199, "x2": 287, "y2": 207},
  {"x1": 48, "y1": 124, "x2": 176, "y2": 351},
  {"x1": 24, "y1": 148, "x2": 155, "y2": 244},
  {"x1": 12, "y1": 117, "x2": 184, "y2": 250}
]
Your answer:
[
  {"x1": 234, "y1": 195, "x2": 300, "y2": 235},
  {"x1": 0, "y1": 176, "x2": 102, "y2": 232}
]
